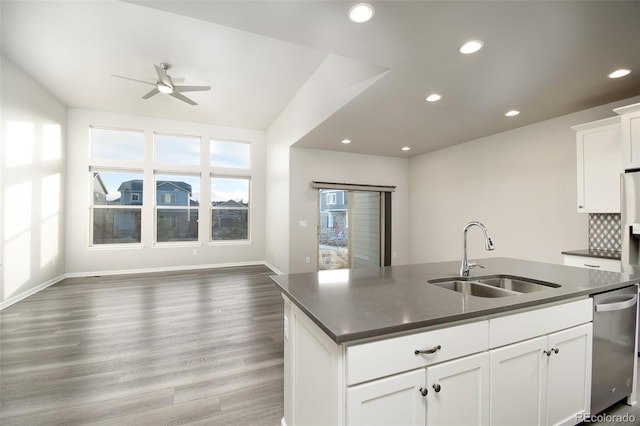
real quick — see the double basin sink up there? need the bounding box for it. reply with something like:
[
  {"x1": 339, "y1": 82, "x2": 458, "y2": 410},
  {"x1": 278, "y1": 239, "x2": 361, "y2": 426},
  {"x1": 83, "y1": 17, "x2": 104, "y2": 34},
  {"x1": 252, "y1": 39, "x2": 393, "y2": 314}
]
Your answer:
[{"x1": 428, "y1": 275, "x2": 560, "y2": 298}]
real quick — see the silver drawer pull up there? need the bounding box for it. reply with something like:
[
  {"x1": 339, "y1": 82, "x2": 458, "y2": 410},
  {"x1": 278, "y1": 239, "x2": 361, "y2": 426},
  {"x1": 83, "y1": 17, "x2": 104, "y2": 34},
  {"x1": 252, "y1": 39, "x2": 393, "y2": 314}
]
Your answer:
[
  {"x1": 415, "y1": 345, "x2": 441, "y2": 355},
  {"x1": 583, "y1": 264, "x2": 600, "y2": 268}
]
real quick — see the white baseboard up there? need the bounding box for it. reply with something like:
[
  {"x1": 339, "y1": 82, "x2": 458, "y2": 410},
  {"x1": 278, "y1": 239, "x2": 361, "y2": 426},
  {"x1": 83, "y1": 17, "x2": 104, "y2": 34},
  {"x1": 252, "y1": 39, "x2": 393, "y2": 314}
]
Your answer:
[
  {"x1": 264, "y1": 261, "x2": 284, "y2": 275},
  {"x1": 0, "y1": 274, "x2": 66, "y2": 310}
]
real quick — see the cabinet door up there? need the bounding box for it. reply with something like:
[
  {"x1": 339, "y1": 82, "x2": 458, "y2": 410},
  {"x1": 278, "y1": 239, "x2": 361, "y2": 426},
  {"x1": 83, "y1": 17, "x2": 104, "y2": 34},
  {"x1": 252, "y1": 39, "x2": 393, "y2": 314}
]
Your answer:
[
  {"x1": 576, "y1": 121, "x2": 622, "y2": 213},
  {"x1": 490, "y1": 336, "x2": 547, "y2": 426},
  {"x1": 545, "y1": 323, "x2": 593, "y2": 426},
  {"x1": 562, "y1": 255, "x2": 621, "y2": 273},
  {"x1": 426, "y1": 352, "x2": 490, "y2": 426},
  {"x1": 346, "y1": 369, "x2": 425, "y2": 426},
  {"x1": 621, "y1": 109, "x2": 640, "y2": 170}
]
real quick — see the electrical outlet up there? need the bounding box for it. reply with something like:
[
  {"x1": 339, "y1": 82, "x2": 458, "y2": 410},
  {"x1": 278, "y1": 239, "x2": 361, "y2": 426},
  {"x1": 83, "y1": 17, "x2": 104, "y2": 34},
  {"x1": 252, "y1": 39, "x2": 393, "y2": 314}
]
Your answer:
[
  {"x1": 193, "y1": 248, "x2": 198, "y2": 255},
  {"x1": 305, "y1": 256, "x2": 310, "y2": 263}
]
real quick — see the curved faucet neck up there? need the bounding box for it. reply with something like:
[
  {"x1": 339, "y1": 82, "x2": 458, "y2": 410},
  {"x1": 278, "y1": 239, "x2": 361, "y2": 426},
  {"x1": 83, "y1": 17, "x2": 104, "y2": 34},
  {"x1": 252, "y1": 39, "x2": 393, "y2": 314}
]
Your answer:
[{"x1": 460, "y1": 221, "x2": 494, "y2": 276}]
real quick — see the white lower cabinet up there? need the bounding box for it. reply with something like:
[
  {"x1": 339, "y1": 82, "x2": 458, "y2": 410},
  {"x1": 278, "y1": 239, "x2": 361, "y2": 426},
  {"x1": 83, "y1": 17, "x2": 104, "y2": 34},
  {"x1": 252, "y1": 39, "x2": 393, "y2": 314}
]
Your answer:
[
  {"x1": 562, "y1": 254, "x2": 621, "y2": 273},
  {"x1": 283, "y1": 297, "x2": 593, "y2": 426},
  {"x1": 347, "y1": 352, "x2": 489, "y2": 426},
  {"x1": 426, "y1": 352, "x2": 490, "y2": 425},
  {"x1": 347, "y1": 369, "x2": 426, "y2": 426},
  {"x1": 490, "y1": 323, "x2": 593, "y2": 426}
]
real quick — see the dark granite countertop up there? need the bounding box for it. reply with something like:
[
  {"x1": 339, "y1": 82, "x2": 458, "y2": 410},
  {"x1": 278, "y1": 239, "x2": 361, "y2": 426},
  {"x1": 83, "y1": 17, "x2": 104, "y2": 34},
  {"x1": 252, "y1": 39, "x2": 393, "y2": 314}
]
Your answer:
[
  {"x1": 270, "y1": 257, "x2": 639, "y2": 344},
  {"x1": 561, "y1": 248, "x2": 622, "y2": 260}
]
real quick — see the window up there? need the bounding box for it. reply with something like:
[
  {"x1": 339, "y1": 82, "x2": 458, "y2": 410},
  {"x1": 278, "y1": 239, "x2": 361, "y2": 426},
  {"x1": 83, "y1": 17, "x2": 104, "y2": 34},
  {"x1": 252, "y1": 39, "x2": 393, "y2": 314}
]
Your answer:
[
  {"x1": 155, "y1": 133, "x2": 201, "y2": 165},
  {"x1": 211, "y1": 177, "x2": 249, "y2": 241},
  {"x1": 90, "y1": 170, "x2": 143, "y2": 245},
  {"x1": 211, "y1": 140, "x2": 250, "y2": 169},
  {"x1": 91, "y1": 127, "x2": 144, "y2": 161},
  {"x1": 155, "y1": 174, "x2": 200, "y2": 243},
  {"x1": 87, "y1": 124, "x2": 253, "y2": 249}
]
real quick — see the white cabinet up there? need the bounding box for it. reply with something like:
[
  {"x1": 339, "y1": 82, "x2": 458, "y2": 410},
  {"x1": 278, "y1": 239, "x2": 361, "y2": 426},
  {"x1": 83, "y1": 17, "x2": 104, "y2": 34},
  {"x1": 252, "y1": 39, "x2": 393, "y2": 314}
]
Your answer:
[
  {"x1": 546, "y1": 324, "x2": 592, "y2": 426},
  {"x1": 282, "y1": 297, "x2": 593, "y2": 426},
  {"x1": 573, "y1": 116, "x2": 622, "y2": 213},
  {"x1": 490, "y1": 324, "x2": 593, "y2": 426},
  {"x1": 426, "y1": 352, "x2": 490, "y2": 426},
  {"x1": 614, "y1": 103, "x2": 640, "y2": 170},
  {"x1": 347, "y1": 369, "x2": 425, "y2": 426},
  {"x1": 347, "y1": 352, "x2": 490, "y2": 426},
  {"x1": 562, "y1": 254, "x2": 621, "y2": 273}
]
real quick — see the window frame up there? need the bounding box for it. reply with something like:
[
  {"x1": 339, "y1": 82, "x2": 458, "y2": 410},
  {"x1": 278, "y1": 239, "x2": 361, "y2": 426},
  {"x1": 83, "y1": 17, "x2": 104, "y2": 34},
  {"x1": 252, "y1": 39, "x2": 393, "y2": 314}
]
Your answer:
[
  {"x1": 210, "y1": 175, "x2": 251, "y2": 243},
  {"x1": 154, "y1": 172, "x2": 201, "y2": 245},
  {"x1": 89, "y1": 168, "x2": 144, "y2": 247}
]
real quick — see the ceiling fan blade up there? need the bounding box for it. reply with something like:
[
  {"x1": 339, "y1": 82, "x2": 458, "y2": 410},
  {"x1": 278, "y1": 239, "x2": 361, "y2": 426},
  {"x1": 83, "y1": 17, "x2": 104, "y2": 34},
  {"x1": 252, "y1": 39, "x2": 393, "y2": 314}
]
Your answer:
[
  {"x1": 154, "y1": 63, "x2": 173, "y2": 87},
  {"x1": 174, "y1": 85, "x2": 211, "y2": 93},
  {"x1": 142, "y1": 87, "x2": 159, "y2": 99},
  {"x1": 169, "y1": 91, "x2": 198, "y2": 105},
  {"x1": 111, "y1": 74, "x2": 156, "y2": 86}
]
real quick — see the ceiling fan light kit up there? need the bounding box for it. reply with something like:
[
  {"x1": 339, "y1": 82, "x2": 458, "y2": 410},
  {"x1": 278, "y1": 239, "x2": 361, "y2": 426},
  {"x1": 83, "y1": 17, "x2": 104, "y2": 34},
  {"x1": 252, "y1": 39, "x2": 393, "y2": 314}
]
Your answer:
[{"x1": 111, "y1": 62, "x2": 210, "y2": 105}]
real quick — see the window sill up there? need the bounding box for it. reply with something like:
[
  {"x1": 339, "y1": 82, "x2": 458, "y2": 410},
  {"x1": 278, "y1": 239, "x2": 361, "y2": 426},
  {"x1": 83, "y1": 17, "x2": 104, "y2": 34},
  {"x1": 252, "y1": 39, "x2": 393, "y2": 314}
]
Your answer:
[
  {"x1": 152, "y1": 242, "x2": 203, "y2": 248},
  {"x1": 88, "y1": 244, "x2": 144, "y2": 250},
  {"x1": 209, "y1": 240, "x2": 252, "y2": 246}
]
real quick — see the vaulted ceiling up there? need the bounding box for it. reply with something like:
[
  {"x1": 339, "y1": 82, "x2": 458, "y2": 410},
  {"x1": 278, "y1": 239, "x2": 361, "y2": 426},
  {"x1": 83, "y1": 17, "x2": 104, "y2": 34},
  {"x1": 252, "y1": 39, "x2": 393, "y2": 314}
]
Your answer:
[{"x1": 2, "y1": 0, "x2": 639, "y2": 157}]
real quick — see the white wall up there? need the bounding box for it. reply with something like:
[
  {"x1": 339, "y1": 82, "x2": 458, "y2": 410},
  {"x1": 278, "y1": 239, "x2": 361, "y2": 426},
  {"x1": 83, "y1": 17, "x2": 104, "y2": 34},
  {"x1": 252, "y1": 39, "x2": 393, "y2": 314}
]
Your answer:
[
  {"x1": 1, "y1": 56, "x2": 67, "y2": 307},
  {"x1": 409, "y1": 95, "x2": 640, "y2": 266},
  {"x1": 289, "y1": 147, "x2": 409, "y2": 273},
  {"x1": 65, "y1": 109, "x2": 266, "y2": 276},
  {"x1": 265, "y1": 54, "x2": 388, "y2": 274}
]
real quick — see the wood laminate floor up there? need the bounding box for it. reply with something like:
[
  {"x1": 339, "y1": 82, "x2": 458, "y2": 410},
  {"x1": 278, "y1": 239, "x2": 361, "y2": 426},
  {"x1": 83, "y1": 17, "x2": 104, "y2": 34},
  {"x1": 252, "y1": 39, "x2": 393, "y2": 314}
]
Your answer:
[{"x1": 0, "y1": 265, "x2": 284, "y2": 426}]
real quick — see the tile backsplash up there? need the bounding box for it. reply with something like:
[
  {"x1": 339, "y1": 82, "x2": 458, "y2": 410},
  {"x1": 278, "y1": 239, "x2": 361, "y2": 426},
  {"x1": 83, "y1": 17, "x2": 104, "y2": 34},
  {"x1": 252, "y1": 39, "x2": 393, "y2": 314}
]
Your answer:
[{"x1": 588, "y1": 213, "x2": 621, "y2": 251}]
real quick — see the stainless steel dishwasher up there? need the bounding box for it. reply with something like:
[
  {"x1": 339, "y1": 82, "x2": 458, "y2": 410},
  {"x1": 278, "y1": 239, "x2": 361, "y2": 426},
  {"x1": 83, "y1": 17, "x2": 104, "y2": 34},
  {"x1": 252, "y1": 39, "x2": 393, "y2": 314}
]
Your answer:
[{"x1": 590, "y1": 285, "x2": 638, "y2": 415}]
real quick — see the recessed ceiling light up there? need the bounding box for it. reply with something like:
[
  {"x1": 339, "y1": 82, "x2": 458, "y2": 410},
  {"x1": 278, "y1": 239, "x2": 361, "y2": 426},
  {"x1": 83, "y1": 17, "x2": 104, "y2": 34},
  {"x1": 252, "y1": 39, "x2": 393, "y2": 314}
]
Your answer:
[
  {"x1": 426, "y1": 94, "x2": 442, "y2": 102},
  {"x1": 341, "y1": 139, "x2": 351, "y2": 144},
  {"x1": 458, "y1": 40, "x2": 484, "y2": 55},
  {"x1": 608, "y1": 69, "x2": 631, "y2": 79},
  {"x1": 401, "y1": 146, "x2": 411, "y2": 151},
  {"x1": 505, "y1": 110, "x2": 520, "y2": 117},
  {"x1": 348, "y1": 3, "x2": 375, "y2": 23}
]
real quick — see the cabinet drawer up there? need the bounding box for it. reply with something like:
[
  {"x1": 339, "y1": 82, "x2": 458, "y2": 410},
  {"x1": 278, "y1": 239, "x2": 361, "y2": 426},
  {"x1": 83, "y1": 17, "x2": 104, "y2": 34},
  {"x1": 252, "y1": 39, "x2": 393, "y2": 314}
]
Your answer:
[
  {"x1": 489, "y1": 298, "x2": 593, "y2": 348},
  {"x1": 346, "y1": 321, "x2": 488, "y2": 386},
  {"x1": 563, "y1": 255, "x2": 621, "y2": 272}
]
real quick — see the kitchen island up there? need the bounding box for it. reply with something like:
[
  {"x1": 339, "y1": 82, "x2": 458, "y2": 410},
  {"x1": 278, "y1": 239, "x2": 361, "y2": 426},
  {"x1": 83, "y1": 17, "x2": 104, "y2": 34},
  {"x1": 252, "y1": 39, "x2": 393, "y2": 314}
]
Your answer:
[{"x1": 271, "y1": 257, "x2": 640, "y2": 426}]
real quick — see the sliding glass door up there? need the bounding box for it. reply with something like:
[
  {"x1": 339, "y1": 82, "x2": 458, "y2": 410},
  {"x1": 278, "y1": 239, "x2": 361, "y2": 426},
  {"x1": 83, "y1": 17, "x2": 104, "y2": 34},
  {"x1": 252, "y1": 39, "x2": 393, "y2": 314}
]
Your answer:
[{"x1": 318, "y1": 189, "x2": 387, "y2": 271}]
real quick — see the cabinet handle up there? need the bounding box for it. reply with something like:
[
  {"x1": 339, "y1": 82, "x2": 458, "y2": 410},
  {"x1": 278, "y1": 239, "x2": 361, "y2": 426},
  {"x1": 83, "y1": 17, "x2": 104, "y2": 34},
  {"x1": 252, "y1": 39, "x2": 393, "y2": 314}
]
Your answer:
[
  {"x1": 433, "y1": 384, "x2": 441, "y2": 393},
  {"x1": 415, "y1": 345, "x2": 441, "y2": 355},
  {"x1": 419, "y1": 387, "x2": 428, "y2": 397},
  {"x1": 584, "y1": 264, "x2": 600, "y2": 268},
  {"x1": 543, "y1": 348, "x2": 560, "y2": 357},
  {"x1": 578, "y1": 205, "x2": 583, "y2": 209}
]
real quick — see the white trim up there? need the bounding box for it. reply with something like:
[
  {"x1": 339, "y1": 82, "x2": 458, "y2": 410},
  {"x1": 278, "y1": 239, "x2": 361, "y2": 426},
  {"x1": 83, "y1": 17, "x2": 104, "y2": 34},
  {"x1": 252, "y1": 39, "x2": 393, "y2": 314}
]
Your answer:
[
  {"x1": 0, "y1": 274, "x2": 66, "y2": 310},
  {"x1": 264, "y1": 261, "x2": 284, "y2": 276}
]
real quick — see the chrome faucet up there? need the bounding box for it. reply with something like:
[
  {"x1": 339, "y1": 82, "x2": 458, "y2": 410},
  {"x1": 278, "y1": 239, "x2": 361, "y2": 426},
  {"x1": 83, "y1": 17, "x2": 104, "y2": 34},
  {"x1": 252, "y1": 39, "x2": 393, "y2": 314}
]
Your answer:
[{"x1": 460, "y1": 221, "x2": 495, "y2": 276}]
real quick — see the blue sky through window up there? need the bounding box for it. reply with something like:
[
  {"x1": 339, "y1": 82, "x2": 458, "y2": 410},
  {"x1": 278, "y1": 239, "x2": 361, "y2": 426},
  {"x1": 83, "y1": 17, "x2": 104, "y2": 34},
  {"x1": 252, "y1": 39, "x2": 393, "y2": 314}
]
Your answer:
[{"x1": 211, "y1": 140, "x2": 250, "y2": 169}]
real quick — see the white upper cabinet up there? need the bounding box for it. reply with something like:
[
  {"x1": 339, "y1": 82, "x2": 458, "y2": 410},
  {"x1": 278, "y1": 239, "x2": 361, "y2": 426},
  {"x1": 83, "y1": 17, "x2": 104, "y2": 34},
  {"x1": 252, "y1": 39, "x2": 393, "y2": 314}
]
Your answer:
[
  {"x1": 573, "y1": 116, "x2": 622, "y2": 213},
  {"x1": 614, "y1": 103, "x2": 640, "y2": 171}
]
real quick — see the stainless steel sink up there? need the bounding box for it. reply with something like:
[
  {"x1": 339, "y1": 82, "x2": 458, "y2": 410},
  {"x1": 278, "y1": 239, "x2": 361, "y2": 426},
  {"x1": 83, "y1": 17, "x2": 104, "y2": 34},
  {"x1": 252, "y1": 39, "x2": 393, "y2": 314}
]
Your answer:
[
  {"x1": 476, "y1": 276, "x2": 560, "y2": 293},
  {"x1": 428, "y1": 275, "x2": 560, "y2": 298}
]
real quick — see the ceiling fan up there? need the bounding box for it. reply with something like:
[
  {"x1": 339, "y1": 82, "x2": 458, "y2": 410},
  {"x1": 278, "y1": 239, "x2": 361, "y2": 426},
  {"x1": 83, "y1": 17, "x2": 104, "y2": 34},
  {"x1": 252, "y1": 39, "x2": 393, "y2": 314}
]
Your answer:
[{"x1": 111, "y1": 63, "x2": 210, "y2": 105}]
